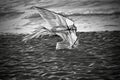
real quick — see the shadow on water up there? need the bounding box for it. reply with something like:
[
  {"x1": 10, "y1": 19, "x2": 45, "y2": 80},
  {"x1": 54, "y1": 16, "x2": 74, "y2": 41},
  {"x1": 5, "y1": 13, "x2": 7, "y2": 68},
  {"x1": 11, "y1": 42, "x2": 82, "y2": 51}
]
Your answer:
[{"x1": 0, "y1": 31, "x2": 120, "y2": 80}]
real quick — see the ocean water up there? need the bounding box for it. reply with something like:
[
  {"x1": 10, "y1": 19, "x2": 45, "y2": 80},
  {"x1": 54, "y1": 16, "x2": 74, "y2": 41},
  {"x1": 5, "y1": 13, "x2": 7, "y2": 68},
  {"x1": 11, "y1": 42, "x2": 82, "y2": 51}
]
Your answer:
[
  {"x1": 0, "y1": 31, "x2": 120, "y2": 80},
  {"x1": 0, "y1": 0, "x2": 120, "y2": 33}
]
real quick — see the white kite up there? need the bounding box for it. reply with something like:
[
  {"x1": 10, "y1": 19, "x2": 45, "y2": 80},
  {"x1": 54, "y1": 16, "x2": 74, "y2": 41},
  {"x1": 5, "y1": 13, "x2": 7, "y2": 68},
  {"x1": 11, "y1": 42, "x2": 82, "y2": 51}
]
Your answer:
[{"x1": 23, "y1": 6, "x2": 79, "y2": 49}]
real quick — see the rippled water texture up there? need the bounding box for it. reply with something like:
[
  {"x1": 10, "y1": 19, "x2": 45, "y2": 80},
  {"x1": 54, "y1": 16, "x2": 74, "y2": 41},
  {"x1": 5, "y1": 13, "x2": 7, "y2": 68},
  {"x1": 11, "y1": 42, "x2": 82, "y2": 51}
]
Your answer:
[{"x1": 0, "y1": 31, "x2": 120, "y2": 80}]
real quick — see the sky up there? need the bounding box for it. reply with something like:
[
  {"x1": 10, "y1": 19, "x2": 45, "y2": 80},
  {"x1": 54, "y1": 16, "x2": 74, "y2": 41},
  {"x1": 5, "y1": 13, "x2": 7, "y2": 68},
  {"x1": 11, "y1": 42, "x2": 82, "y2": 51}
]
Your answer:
[
  {"x1": 0, "y1": 0, "x2": 120, "y2": 33},
  {"x1": 0, "y1": 0, "x2": 120, "y2": 14}
]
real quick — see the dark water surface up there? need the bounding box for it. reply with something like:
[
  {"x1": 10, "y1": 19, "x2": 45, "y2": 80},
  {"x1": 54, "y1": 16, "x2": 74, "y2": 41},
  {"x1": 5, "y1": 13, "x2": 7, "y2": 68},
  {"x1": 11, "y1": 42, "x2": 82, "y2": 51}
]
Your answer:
[{"x1": 0, "y1": 31, "x2": 120, "y2": 80}]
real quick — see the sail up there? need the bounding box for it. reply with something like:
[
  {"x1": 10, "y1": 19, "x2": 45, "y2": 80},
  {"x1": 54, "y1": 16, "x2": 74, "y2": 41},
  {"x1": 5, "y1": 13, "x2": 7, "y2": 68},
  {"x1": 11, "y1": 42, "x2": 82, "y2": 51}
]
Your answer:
[
  {"x1": 23, "y1": 6, "x2": 78, "y2": 49},
  {"x1": 32, "y1": 6, "x2": 74, "y2": 31}
]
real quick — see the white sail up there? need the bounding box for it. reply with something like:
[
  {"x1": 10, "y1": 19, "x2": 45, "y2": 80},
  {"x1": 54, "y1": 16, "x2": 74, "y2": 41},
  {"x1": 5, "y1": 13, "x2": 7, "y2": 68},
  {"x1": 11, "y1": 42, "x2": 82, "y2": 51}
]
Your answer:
[
  {"x1": 23, "y1": 6, "x2": 78, "y2": 49},
  {"x1": 33, "y1": 6, "x2": 74, "y2": 31}
]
